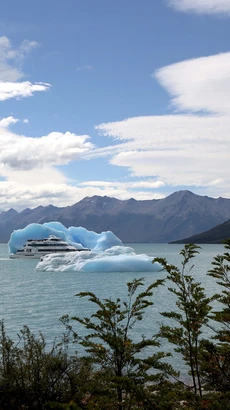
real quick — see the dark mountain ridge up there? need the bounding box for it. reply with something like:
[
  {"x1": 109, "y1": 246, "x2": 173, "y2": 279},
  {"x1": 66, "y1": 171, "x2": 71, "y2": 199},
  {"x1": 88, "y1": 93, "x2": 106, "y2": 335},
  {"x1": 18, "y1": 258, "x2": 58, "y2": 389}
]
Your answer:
[
  {"x1": 170, "y1": 218, "x2": 230, "y2": 244},
  {"x1": 1, "y1": 190, "x2": 230, "y2": 243}
]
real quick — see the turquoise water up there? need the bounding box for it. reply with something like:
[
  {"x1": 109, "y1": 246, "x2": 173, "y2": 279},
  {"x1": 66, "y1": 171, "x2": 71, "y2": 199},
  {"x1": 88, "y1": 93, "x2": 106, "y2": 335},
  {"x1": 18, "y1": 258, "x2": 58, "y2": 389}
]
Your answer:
[{"x1": 0, "y1": 242, "x2": 226, "y2": 373}]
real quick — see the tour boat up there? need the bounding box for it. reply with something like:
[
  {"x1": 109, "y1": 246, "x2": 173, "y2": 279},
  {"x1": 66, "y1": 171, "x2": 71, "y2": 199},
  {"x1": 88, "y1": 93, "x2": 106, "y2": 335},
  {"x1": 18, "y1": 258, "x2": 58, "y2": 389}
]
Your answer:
[{"x1": 9, "y1": 235, "x2": 90, "y2": 259}]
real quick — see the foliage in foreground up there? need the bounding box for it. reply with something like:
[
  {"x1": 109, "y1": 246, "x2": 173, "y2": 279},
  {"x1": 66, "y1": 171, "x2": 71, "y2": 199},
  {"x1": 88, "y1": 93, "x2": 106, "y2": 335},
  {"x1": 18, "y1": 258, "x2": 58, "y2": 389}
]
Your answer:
[
  {"x1": 0, "y1": 322, "x2": 94, "y2": 410},
  {"x1": 154, "y1": 244, "x2": 217, "y2": 397},
  {"x1": 0, "y1": 241, "x2": 230, "y2": 409},
  {"x1": 61, "y1": 277, "x2": 175, "y2": 410}
]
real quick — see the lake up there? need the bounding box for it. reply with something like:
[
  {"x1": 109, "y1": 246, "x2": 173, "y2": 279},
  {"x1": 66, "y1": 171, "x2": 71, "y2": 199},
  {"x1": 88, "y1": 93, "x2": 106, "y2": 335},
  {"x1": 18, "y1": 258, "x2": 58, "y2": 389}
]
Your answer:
[{"x1": 0, "y1": 242, "x2": 226, "y2": 374}]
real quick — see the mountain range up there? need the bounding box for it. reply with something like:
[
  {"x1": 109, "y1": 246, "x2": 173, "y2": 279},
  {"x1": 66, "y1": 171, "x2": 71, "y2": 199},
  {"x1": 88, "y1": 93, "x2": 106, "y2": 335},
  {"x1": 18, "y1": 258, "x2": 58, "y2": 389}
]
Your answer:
[{"x1": 1, "y1": 190, "x2": 230, "y2": 243}]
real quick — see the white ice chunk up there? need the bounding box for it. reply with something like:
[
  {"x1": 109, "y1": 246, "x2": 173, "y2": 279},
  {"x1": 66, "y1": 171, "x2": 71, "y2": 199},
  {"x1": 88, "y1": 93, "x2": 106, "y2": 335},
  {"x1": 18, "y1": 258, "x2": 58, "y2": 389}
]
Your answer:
[{"x1": 36, "y1": 246, "x2": 161, "y2": 273}]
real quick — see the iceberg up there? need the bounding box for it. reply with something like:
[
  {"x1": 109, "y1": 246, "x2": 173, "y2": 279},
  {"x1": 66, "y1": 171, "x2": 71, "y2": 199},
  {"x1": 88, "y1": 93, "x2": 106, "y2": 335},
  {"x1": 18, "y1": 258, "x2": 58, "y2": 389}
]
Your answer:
[
  {"x1": 37, "y1": 246, "x2": 161, "y2": 272},
  {"x1": 8, "y1": 221, "x2": 122, "y2": 254},
  {"x1": 8, "y1": 222, "x2": 161, "y2": 273}
]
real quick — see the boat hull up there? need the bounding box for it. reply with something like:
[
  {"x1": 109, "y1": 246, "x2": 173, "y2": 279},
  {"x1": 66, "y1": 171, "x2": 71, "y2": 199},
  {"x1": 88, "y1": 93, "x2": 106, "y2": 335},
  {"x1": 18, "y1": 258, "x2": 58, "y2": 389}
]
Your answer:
[
  {"x1": 9, "y1": 250, "x2": 89, "y2": 259},
  {"x1": 10, "y1": 254, "x2": 45, "y2": 259},
  {"x1": 9, "y1": 251, "x2": 60, "y2": 259}
]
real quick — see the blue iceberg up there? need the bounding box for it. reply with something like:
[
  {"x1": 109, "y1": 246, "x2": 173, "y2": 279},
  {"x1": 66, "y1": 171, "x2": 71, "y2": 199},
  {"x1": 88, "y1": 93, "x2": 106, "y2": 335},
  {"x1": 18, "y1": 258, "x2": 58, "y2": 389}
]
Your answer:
[
  {"x1": 8, "y1": 221, "x2": 122, "y2": 254},
  {"x1": 8, "y1": 222, "x2": 161, "y2": 273}
]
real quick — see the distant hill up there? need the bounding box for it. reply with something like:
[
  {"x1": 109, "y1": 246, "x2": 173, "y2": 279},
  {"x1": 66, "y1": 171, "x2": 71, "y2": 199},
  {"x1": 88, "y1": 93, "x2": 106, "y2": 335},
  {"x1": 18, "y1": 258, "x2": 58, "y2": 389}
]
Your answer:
[
  {"x1": 170, "y1": 218, "x2": 230, "y2": 244},
  {"x1": 2, "y1": 190, "x2": 230, "y2": 243}
]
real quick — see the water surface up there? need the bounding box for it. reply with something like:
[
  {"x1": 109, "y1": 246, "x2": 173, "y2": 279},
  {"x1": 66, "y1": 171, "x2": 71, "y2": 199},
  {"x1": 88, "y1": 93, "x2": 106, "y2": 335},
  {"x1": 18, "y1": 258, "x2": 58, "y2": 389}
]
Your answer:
[{"x1": 0, "y1": 242, "x2": 226, "y2": 374}]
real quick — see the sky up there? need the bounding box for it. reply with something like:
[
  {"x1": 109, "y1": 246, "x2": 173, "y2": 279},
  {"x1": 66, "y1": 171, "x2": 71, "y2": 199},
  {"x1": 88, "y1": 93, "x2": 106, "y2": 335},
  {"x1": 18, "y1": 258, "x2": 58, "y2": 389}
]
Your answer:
[{"x1": 0, "y1": 0, "x2": 230, "y2": 211}]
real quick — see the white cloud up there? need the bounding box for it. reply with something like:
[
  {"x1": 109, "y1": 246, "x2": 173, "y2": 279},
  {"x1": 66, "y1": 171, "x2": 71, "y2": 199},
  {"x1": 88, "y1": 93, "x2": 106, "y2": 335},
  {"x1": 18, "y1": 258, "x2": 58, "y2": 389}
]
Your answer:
[
  {"x1": 0, "y1": 81, "x2": 51, "y2": 101},
  {"x1": 96, "y1": 114, "x2": 230, "y2": 147},
  {"x1": 168, "y1": 0, "x2": 230, "y2": 15},
  {"x1": 109, "y1": 148, "x2": 230, "y2": 188},
  {"x1": 23, "y1": 118, "x2": 29, "y2": 124},
  {"x1": 0, "y1": 36, "x2": 39, "y2": 81},
  {"x1": 0, "y1": 180, "x2": 165, "y2": 211},
  {"x1": 18, "y1": 39, "x2": 39, "y2": 54},
  {"x1": 76, "y1": 65, "x2": 93, "y2": 71},
  {"x1": 0, "y1": 118, "x2": 107, "y2": 210},
  {"x1": 154, "y1": 53, "x2": 230, "y2": 114},
  {"x1": 2, "y1": 166, "x2": 68, "y2": 186},
  {"x1": 0, "y1": 116, "x2": 18, "y2": 127},
  {"x1": 0, "y1": 117, "x2": 94, "y2": 171},
  {"x1": 97, "y1": 114, "x2": 230, "y2": 190},
  {"x1": 80, "y1": 180, "x2": 165, "y2": 189},
  {"x1": 0, "y1": 182, "x2": 77, "y2": 210}
]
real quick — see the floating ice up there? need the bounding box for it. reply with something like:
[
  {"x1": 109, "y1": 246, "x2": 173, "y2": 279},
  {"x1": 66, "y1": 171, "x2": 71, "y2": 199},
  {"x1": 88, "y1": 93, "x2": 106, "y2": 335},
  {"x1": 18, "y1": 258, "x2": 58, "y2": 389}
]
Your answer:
[
  {"x1": 37, "y1": 246, "x2": 161, "y2": 273},
  {"x1": 8, "y1": 222, "x2": 122, "y2": 254},
  {"x1": 8, "y1": 222, "x2": 161, "y2": 273}
]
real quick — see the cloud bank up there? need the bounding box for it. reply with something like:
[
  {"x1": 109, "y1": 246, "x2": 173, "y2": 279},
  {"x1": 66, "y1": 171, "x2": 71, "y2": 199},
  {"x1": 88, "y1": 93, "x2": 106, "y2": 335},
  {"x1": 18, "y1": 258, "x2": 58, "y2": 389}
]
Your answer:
[
  {"x1": 95, "y1": 52, "x2": 230, "y2": 198},
  {"x1": 0, "y1": 118, "x2": 164, "y2": 210}
]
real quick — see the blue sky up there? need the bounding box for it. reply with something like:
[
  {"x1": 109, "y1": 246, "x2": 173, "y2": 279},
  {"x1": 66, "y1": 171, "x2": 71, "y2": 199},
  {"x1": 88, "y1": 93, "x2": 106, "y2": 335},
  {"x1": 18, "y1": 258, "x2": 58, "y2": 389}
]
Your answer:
[{"x1": 0, "y1": 0, "x2": 230, "y2": 210}]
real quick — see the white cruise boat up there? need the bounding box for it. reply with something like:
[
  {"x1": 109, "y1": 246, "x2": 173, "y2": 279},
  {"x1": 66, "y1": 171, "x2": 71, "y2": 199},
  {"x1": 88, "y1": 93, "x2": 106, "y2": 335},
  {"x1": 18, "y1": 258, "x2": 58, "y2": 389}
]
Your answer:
[{"x1": 9, "y1": 235, "x2": 90, "y2": 259}]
